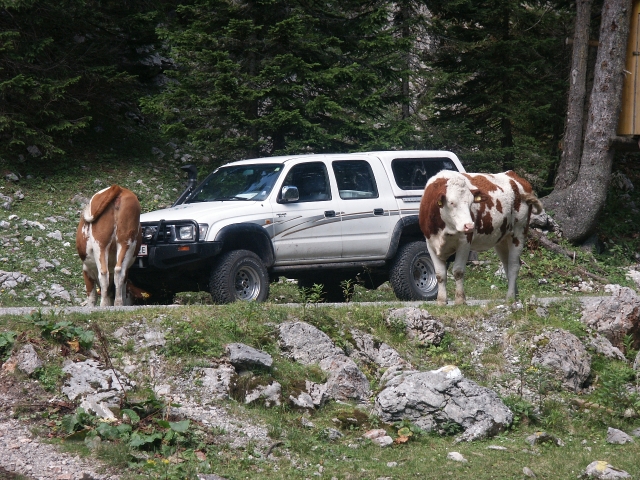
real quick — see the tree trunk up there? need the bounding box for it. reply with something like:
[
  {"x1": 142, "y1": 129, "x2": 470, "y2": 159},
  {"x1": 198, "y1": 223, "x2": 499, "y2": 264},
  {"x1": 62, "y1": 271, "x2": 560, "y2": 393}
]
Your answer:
[
  {"x1": 555, "y1": 0, "x2": 593, "y2": 189},
  {"x1": 542, "y1": 0, "x2": 631, "y2": 243}
]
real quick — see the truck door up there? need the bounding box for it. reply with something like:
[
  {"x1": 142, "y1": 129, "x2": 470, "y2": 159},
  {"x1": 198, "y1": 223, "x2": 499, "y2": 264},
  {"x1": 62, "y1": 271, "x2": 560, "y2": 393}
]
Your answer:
[
  {"x1": 331, "y1": 158, "x2": 396, "y2": 258},
  {"x1": 270, "y1": 160, "x2": 343, "y2": 262}
]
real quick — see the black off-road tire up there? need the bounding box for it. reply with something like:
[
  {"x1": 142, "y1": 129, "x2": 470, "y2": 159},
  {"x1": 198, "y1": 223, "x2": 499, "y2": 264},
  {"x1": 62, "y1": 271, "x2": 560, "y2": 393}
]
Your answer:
[
  {"x1": 389, "y1": 241, "x2": 438, "y2": 301},
  {"x1": 209, "y1": 250, "x2": 270, "y2": 304}
]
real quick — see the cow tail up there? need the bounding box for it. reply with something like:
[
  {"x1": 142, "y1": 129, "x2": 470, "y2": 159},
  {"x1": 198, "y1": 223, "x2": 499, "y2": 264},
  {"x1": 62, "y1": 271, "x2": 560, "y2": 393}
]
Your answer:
[
  {"x1": 522, "y1": 192, "x2": 543, "y2": 215},
  {"x1": 83, "y1": 185, "x2": 123, "y2": 223}
]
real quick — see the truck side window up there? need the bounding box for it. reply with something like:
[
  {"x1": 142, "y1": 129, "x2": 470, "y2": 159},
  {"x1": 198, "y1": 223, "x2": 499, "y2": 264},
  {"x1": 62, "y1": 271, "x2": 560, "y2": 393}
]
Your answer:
[
  {"x1": 281, "y1": 162, "x2": 331, "y2": 202},
  {"x1": 332, "y1": 160, "x2": 378, "y2": 199},
  {"x1": 391, "y1": 158, "x2": 457, "y2": 190}
]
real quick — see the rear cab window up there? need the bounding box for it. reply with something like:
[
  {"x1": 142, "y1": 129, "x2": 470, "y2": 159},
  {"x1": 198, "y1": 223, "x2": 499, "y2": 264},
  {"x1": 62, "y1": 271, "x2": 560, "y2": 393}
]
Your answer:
[
  {"x1": 332, "y1": 160, "x2": 379, "y2": 199},
  {"x1": 391, "y1": 157, "x2": 458, "y2": 191}
]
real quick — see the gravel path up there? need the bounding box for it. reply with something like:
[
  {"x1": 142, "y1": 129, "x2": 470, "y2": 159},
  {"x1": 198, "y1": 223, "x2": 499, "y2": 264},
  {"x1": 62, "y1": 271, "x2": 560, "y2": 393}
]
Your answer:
[{"x1": 0, "y1": 394, "x2": 119, "y2": 480}]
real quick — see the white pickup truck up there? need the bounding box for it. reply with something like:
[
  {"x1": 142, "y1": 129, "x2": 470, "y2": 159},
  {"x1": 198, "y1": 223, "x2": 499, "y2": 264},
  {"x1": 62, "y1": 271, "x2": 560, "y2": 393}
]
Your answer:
[{"x1": 128, "y1": 150, "x2": 465, "y2": 303}]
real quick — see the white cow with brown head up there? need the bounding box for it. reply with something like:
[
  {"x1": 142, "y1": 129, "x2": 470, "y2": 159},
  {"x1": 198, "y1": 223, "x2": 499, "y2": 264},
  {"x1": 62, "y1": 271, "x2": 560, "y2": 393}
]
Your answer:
[
  {"x1": 419, "y1": 170, "x2": 543, "y2": 305},
  {"x1": 76, "y1": 185, "x2": 142, "y2": 306}
]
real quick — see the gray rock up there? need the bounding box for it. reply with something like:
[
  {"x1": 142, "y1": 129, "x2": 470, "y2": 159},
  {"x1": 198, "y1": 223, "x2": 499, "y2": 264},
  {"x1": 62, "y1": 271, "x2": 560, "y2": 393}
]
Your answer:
[
  {"x1": 349, "y1": 329, "x2": 408, "y2": 369},
  {"x1": 531, "y1": 329, "x2": 591, "y2": 392},
  {"x1": 49, "y1": 283, "x2": 71, "y2": 302},
  {"x1": 583, "y1": 461, "x2": 631, "y2": 479},
  {"x1": 143, "y1": 330, "x2": 166, "y2": 347},
  {"x1": 0, "y1": 271, "x2": 30, "y2": 289},
  {"x1": 290, "y1": 391, "x2": 315, "y2": 409},
  {"x1": 197, "y1": 475, "x2": 229, "y2": 480},
  {"x1": 588, "y1": 334, "x2": 626, "y2": 361},
  {"x1": 606, "y1": 427, "x2": 634, "y2": 445},
  {"x1": 305, "y1": 380, "x2": 329, "y2": 407},
  {"x1": 386, "y1": 307, "x2": 445, "y2": 345},
  {"x1": 279, "y1": 321, "x2": 370, "y2": 401},
  {"x1": 580, "y1": 285, "x2": 640, "y2": 350},
  {"x1": 323, "y1": 428, "x2": 344, "y2": 441},
  {"x1": 630, "y1": 427, "x2": 640, "y2": 438},
  {"x1": 374, "y1": 365, "x2": 513, "y2": 442},
  {"x1": 363, "y1": 429, "x2": 393, "y2": 447},
  {"x1": 198, "y1": 365, "x2": 236, "y2": 399},
  {"x1": 62, "y1": 359, "x2": 132, "y2": 400},
  {"x1": 15, "y1": 344, "x2": 43, "y2": 375},
  {"x1": 245, "y1": 381, "x2": 281, "y2": 407},
  {"x1": 319, "y1": 354, "x2": 370, "y2": 402},
  {"x1": 0, "y1": 193, "x2": 13, "y2": 210},
  {"x1": 46, "y1": 230, "x2": 63, "y2": 241},
  {"x1": 447, "y1": 452, "x2": 467, "y2": 463},
  {"x1": 278, "y1": 321, "x2": 343, "y2": 364},
  {"x1": 4, "y1": 172, "x2": 19, "y2": 181},
  {"x1": 525, "y1": 431, "x2": 564, "y2": 447},
  {"x1": 226, "y1": 343, "x2": 273, "y2": 369},
  {"x1": 487, "y1": 445, "x2": 508, "y2": 451},
  {"x1": 634, "y1": 350, "x2": 640, "y2": 379}
]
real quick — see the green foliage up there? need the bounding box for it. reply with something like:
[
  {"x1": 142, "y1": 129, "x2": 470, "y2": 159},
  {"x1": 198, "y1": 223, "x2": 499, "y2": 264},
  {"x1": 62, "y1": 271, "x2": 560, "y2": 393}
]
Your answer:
[
  {"x1": 30, "y1": 312, "x2": 94, "y2": 349},
  {"x1": 141, "y1": 0, "x2": 415, "y2": 160},
  {"x1": 426, "y1": 0, "x2": 572, "y2": 179},
  {"x1": 33, "y1": 364, "x2": 64, "y2": 392},
  {"x1": 0, "y1": 330, "x2": 16, "y2": 360},
  {"x1": 590, "y1": 362, "x2": 640, "y2": 418},
  {"x1": 0, "y1": 0, "x2": 162, "y2": 161},
  {"x1": 502, "y1": 396, "x2": 537, "y2": 429}
]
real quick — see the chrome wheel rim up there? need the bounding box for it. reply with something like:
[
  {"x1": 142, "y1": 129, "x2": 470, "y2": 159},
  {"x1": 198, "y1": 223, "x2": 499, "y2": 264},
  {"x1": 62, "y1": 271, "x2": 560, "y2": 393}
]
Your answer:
[
  {"x1": 412, "y1": 255, "x2": 437, "y2": 295},
  {"x1": 234, "y1": 265, "x2": 261, "y2": 300}
]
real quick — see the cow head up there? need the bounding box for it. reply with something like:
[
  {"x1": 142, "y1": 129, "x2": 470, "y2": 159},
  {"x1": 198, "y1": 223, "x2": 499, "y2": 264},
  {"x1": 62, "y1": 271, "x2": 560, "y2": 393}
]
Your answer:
[{"x1": 438, "y1": 175, "x2": 476, "y2": 235}]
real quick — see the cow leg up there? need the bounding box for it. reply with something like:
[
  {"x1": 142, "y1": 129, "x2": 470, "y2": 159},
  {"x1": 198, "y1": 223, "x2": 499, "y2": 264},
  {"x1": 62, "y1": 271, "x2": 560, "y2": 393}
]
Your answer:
[
  {"x1": 427, "y1": 242, "x2": 448, "y2": 305},
  {"x1": 495, "y1": 237, "x2": 522, "y2": 301},
  {"x1": 114, "y1": 239, "x2": 137, "y2": 307},
  {"x1": 452, "y1": 243, "x2": 471, "y2": 305},
  {"x1": 82, "y1": 268, "x2": 97, "y2": 306},
  {"x1": 97, "y1": 247, "x2": 113, "y2": 307}
]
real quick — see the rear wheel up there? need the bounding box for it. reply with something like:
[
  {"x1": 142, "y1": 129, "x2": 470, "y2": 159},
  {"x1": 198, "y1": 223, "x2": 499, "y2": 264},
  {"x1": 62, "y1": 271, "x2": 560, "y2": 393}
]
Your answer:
[
  {"x1": 209, "y1": 250, "x2": 270, "y2": 304},
  {"x1": 389, "y1": 241, "x2": 438, "y2": 301}
]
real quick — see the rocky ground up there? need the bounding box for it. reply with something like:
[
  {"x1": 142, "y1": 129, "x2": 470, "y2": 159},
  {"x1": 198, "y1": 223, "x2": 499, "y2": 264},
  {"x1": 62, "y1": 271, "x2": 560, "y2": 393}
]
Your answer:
[{"x1": 1, "y1": 286, "x2": 640, "y2": 479}]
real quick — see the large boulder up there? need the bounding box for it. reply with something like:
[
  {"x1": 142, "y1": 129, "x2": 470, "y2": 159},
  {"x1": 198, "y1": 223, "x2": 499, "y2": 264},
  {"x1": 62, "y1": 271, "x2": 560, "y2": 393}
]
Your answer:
[
  {"x1": 530, "y1": 329, "x2": 591, "y2": 392},
  {"x1": 349, "y1": 329, "x2": 409, "y2": 370},
  {"x1": 226, "y1": 343, "x2": 273, "y2": 370},
  {"x1": 374, "y1": 366, "x2": 513, "y2": 442},
  {"x1": 62, "y1": 359, "x2": 134, "y2": 419},
  {"x1": 278, "y1": 321, "x2": 343, "y2": 364},
  {"x1": 385, "y1": 307, "x2": 445, "y2": 346},
  {"x1": 580, "y1": 285, "x2": 640, "y2": 351},
  {"x1": 279, "y1": 321, "x2": 370, "y2": 402}
]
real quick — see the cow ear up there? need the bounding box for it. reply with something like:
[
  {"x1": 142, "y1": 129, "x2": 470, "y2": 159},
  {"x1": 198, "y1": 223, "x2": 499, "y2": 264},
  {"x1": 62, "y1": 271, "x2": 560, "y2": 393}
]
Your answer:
[
  {"x1": 472, "y1": 190, "x2": 483, "y2": 203},
  {"x1": 437, "y1": 194, "x2": 445, "y2": 207}
]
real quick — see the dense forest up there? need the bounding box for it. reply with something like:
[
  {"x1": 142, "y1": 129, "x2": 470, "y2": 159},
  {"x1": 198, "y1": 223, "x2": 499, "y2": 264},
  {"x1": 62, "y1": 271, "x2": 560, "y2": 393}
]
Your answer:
[{"x1": 0, "y1": 0, "x2": 637, "y2": 245}]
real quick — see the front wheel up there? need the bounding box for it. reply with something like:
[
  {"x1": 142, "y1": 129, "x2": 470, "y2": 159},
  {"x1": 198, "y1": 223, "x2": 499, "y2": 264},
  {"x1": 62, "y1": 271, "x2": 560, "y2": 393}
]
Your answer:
[
  {"x1": 388, "y1": 241, "x2": 438, "y2": 301},
  {"x1": 209, "y1": 250, "x2": 270, "y2": 304}
]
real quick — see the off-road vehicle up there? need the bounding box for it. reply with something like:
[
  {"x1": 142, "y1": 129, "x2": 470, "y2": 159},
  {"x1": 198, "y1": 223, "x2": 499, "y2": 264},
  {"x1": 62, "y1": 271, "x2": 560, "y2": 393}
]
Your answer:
[{"x1": 128, "y1": 151, "x2": 465, "y2": 303}]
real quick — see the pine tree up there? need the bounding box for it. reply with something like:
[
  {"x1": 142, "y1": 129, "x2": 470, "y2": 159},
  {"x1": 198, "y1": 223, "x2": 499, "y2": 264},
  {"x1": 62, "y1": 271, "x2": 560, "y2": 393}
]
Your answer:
[
  {"x1": 141, "y1": 0, "x2": 414, "y2": 160},
  {"x1": 426, "y1": 0, "x2": 572, "y2": 178}
]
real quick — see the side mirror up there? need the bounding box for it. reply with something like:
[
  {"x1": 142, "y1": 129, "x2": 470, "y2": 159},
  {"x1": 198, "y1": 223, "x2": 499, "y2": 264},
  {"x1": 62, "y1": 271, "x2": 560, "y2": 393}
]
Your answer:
[{"x1": 280, "y1": 185, "x2": 299, "y2": 203}]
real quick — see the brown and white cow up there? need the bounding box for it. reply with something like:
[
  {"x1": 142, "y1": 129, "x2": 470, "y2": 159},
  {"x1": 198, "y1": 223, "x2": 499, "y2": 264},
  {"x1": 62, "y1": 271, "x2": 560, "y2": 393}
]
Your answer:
[
  {"x1": 76, "y1": 185, "x2": 142, "y2": 306},
  {"x1": 419, "y1": 170, "x2": 543, "y2": 305}
]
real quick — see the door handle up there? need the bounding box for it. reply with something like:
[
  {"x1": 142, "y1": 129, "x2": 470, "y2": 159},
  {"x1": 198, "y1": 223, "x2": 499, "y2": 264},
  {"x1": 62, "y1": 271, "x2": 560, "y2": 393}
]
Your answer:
[
  {"x1": 324, "y1": 210, "x2": 336, "y2": 218},
  {"x1": 373, "y1": 208, "x2": 384, "y2": 216}
]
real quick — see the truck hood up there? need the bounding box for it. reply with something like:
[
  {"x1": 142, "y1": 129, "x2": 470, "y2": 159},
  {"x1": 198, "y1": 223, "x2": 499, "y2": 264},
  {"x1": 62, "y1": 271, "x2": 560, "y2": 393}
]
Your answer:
[{"x1": 140, "y1": 201, "x2": 262, "y2": 223}]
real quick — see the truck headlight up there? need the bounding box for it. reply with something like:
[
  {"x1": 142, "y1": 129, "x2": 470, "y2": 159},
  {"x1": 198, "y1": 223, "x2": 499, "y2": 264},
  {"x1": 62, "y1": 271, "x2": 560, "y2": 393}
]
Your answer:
[
  {"x1": 198, "y1": 224, "x2": 208, "y2": 241},
  {"x1": 178, "y1": 225, "x2": 195, "y2": 240}
]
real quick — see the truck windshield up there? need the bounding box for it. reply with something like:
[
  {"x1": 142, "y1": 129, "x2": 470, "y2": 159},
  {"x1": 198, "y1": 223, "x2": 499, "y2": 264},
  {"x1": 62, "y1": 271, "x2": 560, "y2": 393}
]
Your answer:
[{"x1": 186, "y1": 164, "x2": 284, "y2": 202}]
